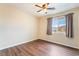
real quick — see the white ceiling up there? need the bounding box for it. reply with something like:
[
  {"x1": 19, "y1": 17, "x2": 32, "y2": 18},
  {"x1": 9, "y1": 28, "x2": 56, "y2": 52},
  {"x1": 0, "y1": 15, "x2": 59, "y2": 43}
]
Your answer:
[{"x1": 7, "y1": 3, "x2": 79, "y2": 16}]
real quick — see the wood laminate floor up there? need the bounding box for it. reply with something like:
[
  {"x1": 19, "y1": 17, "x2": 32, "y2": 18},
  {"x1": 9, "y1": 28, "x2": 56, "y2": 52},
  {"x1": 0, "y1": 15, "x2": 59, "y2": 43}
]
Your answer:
[{"x1": 0, "y1": 39, "x2": 79, "y2": 56}]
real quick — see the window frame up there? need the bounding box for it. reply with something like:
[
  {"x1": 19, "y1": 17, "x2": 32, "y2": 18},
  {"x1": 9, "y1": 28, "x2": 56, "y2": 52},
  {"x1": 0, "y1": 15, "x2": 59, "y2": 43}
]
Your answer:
[{"x1": 52, "y1": 15, "x2": 66, "y2": 34}]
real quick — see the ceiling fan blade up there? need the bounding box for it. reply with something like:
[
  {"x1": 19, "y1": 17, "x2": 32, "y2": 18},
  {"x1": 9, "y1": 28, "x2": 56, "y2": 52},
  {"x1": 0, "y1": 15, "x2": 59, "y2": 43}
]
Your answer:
[
  {"x1": 47, "y1": 3, "x2": 49, "y2": 5},
  {"x1": 47, "y1": 7, "x2": 55, "y2": 10},
  {"x1": 35, "y1": 5, "x2": 42, "y2": 8},
  {"x1": 42, "y1": 3, "x2": 49, "y2": 8},
  {"x1": 37, "y1": 9, "x2": 43, "y2": 12},
  {"x1": 43, "y1": 3, "x2": 49, "y2": 6}
]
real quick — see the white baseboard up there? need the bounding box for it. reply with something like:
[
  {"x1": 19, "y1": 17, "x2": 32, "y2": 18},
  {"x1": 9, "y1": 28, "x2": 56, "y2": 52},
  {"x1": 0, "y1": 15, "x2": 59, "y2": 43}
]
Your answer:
[
  {"x1": 0, "y1": 39, "x2": 36, "y2": 50},
  {"x1": 42, "y1": 39, "x2": 79, "y2": 49}
]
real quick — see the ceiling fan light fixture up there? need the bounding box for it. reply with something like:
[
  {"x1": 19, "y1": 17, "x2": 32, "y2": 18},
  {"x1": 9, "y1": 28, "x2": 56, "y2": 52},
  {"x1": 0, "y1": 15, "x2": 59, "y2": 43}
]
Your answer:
[
  {"x1": 35, "y1": 3, "x2": 55, "y2": 14},
  {"x1": 44, "y1": 9, "x2": 47, "y2": 12}
]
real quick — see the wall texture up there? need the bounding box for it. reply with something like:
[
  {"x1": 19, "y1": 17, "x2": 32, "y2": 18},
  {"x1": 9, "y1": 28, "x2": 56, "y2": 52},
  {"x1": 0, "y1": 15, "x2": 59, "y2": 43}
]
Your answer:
[
  {"x1": 0, "y1": 5, "x2": 38, "y2": 50},
  {"x1": 0, "y1": 5, "x2": 79, "y2": 50},
  {"x1": 38, "y1": 8, "x2": 79, "y2": 49}
]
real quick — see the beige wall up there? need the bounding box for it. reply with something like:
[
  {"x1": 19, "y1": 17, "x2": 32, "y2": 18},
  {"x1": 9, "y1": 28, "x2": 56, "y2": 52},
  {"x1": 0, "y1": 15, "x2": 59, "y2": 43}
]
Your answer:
[
  {"x1": 0, "y1": 5, "x2": 38, "y2": 50},
  {"x1": 0, "y1": 5, "x2": 79, "y2": 50},
  {"x1": 38, "y1": 8, "x2": 79, "y2": 49}
]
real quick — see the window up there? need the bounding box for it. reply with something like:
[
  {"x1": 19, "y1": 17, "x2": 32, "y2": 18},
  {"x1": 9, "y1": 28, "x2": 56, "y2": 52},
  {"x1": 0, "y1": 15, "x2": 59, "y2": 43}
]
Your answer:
[{"x1": 52, "y1": 16, "x2": 66, "y2": 33}]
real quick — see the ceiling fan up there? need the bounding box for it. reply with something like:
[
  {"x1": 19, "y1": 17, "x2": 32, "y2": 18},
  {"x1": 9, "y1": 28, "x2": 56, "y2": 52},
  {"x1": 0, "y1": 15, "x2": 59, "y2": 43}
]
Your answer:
[{"x1": 35, "y1": 3, "x2": 55, "y2": 14}]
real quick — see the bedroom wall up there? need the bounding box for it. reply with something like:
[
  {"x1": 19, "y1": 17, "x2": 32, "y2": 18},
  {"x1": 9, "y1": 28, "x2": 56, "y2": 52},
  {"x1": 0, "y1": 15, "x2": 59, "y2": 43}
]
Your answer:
[
  {"x1": 38, "y1": 8, "x2": 79, "y2": 49},
  {"x1": 0, "y1": 5, "x2": 38, "y2": 50}
]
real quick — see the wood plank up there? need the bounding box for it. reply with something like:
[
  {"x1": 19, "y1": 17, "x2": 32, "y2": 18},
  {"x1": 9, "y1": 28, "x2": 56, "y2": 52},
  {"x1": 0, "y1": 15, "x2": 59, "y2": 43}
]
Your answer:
[{"x1": 0, "y1": 39, "x2": 79, "y2": 56}]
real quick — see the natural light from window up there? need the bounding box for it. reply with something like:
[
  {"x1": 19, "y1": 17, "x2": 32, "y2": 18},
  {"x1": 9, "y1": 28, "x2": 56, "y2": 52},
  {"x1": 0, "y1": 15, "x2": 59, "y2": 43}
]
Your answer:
[{"x1": 52, "y1": 16, "x2": 66, "y2": 33}]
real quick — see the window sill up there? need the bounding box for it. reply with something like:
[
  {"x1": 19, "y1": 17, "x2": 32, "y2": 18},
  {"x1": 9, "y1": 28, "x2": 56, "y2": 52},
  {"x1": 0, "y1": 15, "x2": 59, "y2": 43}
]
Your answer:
[{"x1": 52, "y1": 32, "x2": 65, "y2": 34}]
